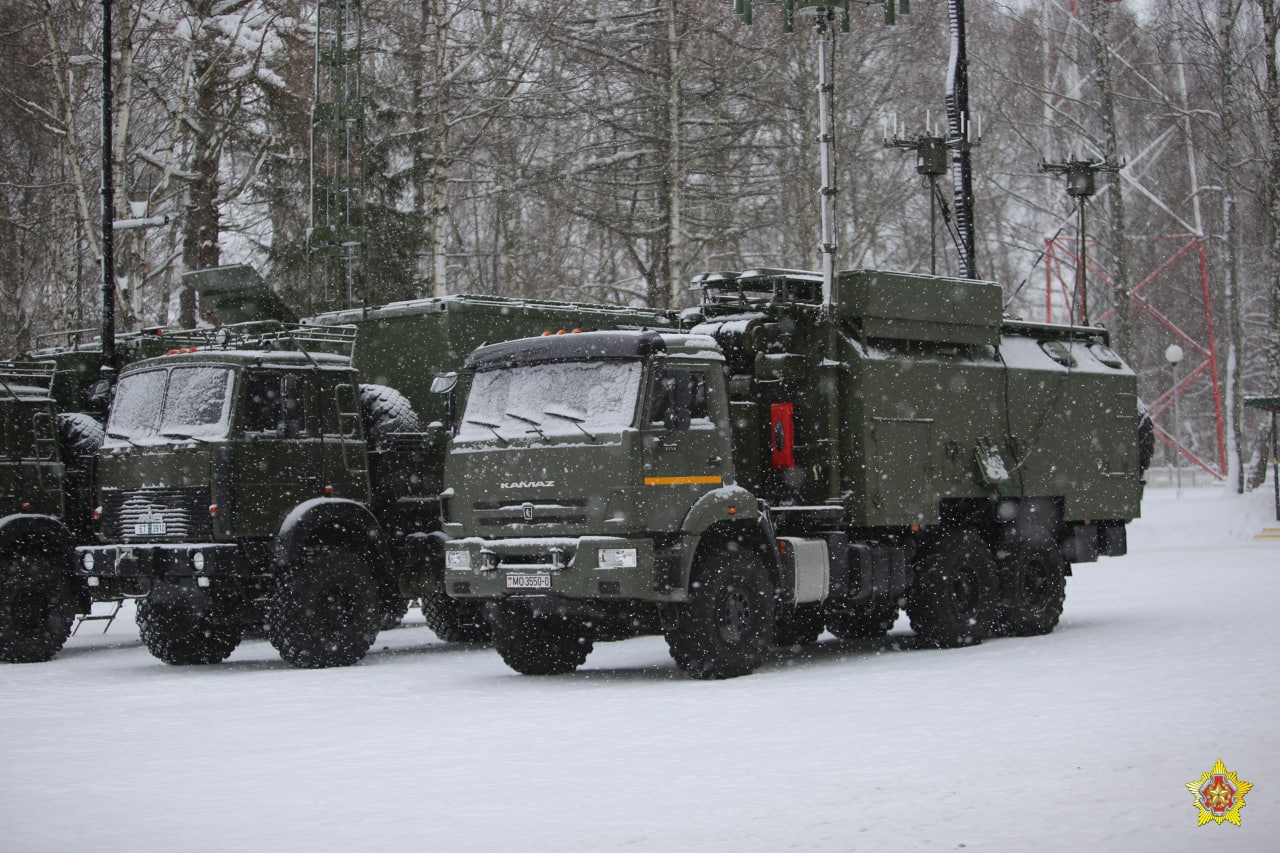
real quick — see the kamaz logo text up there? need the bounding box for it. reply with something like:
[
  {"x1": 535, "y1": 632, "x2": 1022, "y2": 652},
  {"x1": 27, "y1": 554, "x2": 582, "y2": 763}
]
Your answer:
[{"x1": 500, "y1": 481, "x2": 555, "y2": 489}]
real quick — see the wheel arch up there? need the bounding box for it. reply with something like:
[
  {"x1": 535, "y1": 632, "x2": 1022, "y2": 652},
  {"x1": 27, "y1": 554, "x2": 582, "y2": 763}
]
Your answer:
[
  {"x1": 274, "y1": 498, "x2": 389, "y2": 573},
  {"x1": 0, "y1": 514, "x2": 75, "y2": 566}
]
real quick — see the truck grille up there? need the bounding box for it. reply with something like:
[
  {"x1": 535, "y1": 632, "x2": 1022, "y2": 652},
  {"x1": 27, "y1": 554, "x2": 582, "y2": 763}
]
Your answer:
[
  {"x1": 473, "y1": 497, "x2": 588, "y2": 528},
  {"x1": 102, "y1": 487, "x2": 213, "y2": 541}
]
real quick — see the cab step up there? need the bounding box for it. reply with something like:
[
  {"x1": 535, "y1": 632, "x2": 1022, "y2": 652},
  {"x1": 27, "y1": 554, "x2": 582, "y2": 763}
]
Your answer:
[{"x1": 72, "y1": 598, "x2": 126, "y2": 636}]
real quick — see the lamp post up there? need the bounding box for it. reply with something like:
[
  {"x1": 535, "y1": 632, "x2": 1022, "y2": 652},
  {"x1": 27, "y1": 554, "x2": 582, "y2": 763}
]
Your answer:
[{"x1": 1165, "y1": 343, "x2": 1184, "y2": 496}]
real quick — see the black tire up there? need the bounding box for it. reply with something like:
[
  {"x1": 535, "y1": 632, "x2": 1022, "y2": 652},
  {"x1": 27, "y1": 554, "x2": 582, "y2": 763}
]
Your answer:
[
  {"x1": 824, "y1": 600, "x2": 898, "y2": 640},
  {"x1": 56, "y1": 412, "x2": 104, "y2": 541},
  {"x1": 1137, "y1": 401, "x2": 1156, "y2": 473},
  {"x1": 773, "y1": 603, "x2": 824, "y2": 647},
  {"x1": 358, "y1": 384, "x2": 421, "y2": 448},
  {"x1": 267, "y1": 547, "x2": 381, "y2": 668},
  {"x1": 422, "y1": 592, "x2": 491, "y2": 643},
  {"x1": 906, "y1": 530, "x2": 999, "y2": 649},
  {"x1": 0, "y1": 550, "x2": 75, "y2": 663},
  {"x1": 136, "y1": 583, "x2": 244, "y2": 665},
  {"x1": 490, "y1": 599, "x2": 593, "y2": 675},
  {"x1": 665, "y1": 539, "x2": 775, "y2": 679},
  {"x1": 996, "y1": 542, "x2": 1068, "y2": 636}
]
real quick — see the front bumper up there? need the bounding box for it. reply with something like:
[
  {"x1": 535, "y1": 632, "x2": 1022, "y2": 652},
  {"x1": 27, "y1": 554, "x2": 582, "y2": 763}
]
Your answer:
[
  {"x1": 443, "y1": 535, "x2": 685, "y2": 603},
  {"x1": 75, "y1": 543, "x2": 252, "y2": 583}
]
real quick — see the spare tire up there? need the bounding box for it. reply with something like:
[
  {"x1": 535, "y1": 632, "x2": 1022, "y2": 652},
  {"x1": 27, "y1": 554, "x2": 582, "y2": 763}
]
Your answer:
[
  {"x1": 358, "y1": 384, "x2": 421, "y2": 448},
  {"x1": 1137, "y1": 401, "x2": 1155, "y2": 473},
  {"x1": 55, "y1": 412, "x2": 104, "y2": 542}
]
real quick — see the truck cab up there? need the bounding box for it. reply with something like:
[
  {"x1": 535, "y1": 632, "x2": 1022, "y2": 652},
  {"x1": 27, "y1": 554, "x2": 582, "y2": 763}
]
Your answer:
[{"x1": 77, "y1": 326, "x2": 404, "y2": 668}]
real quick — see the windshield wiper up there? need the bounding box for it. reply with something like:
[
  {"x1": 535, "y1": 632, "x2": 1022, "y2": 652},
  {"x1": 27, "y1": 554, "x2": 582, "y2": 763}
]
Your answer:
[
  {"x1": 464, "y1": 417, "x2": 509, "y2": 446},
  {"x1": 159, "y1": 430, "x2": 211, "y2": 444},
  {"x1": 505, "y1": 410, "x2": 546, "y2": 439},
  {"x1": 543, "y1": 408, "x2": 596, "y2": 441},
  {"x1": 106, "y1": 431, "x2": 141, "y2": 447}
]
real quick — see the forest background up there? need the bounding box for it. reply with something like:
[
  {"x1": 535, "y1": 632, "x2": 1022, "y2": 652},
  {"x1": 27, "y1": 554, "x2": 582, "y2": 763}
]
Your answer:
[{"x1": 1, "y1": 0, "x2": 1277, "y2": 491}]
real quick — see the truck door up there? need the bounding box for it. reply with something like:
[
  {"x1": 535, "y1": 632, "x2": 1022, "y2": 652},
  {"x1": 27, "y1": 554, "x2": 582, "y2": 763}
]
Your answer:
[
  {"x1": 234, "y1": 370, "x2": 321, "y2": 536},
  {"x1": 640, "y1": 364, "x2": 729, "y2": 531}
]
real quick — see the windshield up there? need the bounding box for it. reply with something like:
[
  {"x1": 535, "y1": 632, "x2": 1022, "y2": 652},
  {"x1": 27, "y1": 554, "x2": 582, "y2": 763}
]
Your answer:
[
  {"x1": 108, "y1": 365, "x2": 235, "y2": 442},
  {"x1": 458, "y1": 360, "x2": 643, "y2": 443}
]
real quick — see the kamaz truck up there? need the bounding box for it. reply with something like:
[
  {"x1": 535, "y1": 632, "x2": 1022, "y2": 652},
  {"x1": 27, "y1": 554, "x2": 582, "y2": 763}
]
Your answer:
[
  {"x1": 441, "y1": 268, "x2": 1152, "y2": 678},
  {"x1": 77, "y1": 285, "x2": 673, "y2": 667}
]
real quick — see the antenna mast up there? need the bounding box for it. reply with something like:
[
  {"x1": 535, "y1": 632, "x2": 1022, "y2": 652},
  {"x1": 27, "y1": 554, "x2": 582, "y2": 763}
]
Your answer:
[
  {"x1": 946, "y1": 0, "x2": 977, "y2": 278},
  {"x1": 733, "y1": 1, "x2": 908, "y2": 306}
]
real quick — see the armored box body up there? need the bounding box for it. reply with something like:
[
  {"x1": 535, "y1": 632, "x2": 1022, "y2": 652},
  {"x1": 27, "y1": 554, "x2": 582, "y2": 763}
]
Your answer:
[{"x1": 693, "y1": 269, "x2": 1143, "y2": 530}]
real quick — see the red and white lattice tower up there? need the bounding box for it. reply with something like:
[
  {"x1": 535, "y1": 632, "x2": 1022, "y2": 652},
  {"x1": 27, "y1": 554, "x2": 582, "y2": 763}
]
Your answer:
[{"x1": 1042, "y1": 10, "x2": 1225, "y2": 478}]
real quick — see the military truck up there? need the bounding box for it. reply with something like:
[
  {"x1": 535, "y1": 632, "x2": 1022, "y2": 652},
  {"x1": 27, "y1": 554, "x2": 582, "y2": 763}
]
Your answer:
[
  {"x1": 440, "y1": 268, "x2": 1152, "y2": 678},
  {"x1": 0, "y1": 361, "x2": 103, "y2": 662},
  {"x1": 77, "y1": 291, "x2": 674, "y2": 667}
]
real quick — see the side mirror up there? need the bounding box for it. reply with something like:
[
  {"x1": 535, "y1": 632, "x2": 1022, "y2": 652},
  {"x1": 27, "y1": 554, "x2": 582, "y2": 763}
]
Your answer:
[
  {"x1": 86, "y1": 377, "x2": 115, "y2": 410},
  {"x1": 430, "y1": 372, "x2": 458, "y2": 394}
]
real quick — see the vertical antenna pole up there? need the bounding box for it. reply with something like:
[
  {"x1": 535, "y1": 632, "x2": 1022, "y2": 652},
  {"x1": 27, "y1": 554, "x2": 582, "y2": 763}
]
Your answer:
[
  {"x1": 100, "y1": 0, "x2": 115, "y2": 370},
  {"x1": 816, "y1": 12, "x2": 837, "y2": 306}
]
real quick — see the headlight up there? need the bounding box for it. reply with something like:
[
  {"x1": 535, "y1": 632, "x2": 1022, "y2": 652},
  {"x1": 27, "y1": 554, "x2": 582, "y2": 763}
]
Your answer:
[
  {"x1": 445, "y1": 550, "x2": 472, "y2": 570},
  {"x1": 192, "y1": 551, "x2": 205, "y2": 572},
  {"x1": 598, "y1": 547, "x2": 637, "y2": 569},
  {"x1": 81, "y1": 551, "x2": 95, "y2": 571}
]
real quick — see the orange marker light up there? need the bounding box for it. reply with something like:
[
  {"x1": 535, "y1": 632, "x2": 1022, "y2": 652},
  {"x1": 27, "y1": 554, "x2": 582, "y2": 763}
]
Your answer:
[{"x1": 324, "y1": 485, "x2": 334, "y2": 496}]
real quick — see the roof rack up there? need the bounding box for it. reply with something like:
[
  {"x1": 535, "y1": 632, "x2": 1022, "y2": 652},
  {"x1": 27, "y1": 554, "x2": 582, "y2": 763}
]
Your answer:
[
  {"x1": 0, "y1": 360, "x2": 56, "y2": 397},
  {"x1": 258, "y1": 324, "x2": 357, "y2": 359}
]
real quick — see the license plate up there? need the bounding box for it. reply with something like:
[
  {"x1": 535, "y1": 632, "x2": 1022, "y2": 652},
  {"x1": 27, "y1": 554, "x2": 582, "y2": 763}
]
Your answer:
[
  {"x1": 506, "y1": 573, "x2": 551, "y2": 590},
  {"x1": 133, "y1": 521, "x2": 167, "y2": 535}
]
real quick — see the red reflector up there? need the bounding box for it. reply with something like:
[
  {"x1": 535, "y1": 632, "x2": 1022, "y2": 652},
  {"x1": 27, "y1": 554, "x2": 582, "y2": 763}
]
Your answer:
[
  {"x1": 770, "y1": 402, "x2": 795, "y2": 470},
  {"x1": 209, "y1": 505, "x2": 218, "y2": 516},
  {"x1": 324, "y1": 485, "x2": 334, "y2": 496}
]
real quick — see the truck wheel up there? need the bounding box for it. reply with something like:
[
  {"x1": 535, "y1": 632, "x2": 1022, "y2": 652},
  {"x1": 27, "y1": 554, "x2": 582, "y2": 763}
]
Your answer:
[
  {"x1": 996, "y1": 542, "x2": 1067, "y2": 636},
  {"x1": 773, "y1": 603, "x2": 824, "y2": 647},
  {"x1": 490, "y1": 600, "x2": 592, "y2": 675},
  {"x1": 422, "y1": 593, "x2": 491, "y2": 643},
  {"x1": 136, "y1": 583, "x2": 244, "y2": 665},
  {"x1": 56, "y1": 412, "x2": 104, "y2": 541},
  {"x1": 358, "y1": 384, "x2": 421, "y2": 446},
  {"x1": 906, "y1": 530, "x2": 998, "y2": 649},
  {"x1": 0, "y1": 551, "x2": 75, "y2": 663},
  {"x1": 665, "y1": 541, "x2": 775, "y2": 679},
  {"x1": 824, "y1": 600, "x2": 898, "y2": 640},
  {"x1": 267, "y1": 547, "x2": 380, "y2": 668}
]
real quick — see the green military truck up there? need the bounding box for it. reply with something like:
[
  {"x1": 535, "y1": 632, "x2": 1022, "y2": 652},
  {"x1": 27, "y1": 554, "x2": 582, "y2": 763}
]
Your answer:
[
  {"x1": 441, "y1": 268, "x2": 1153, "y2": 678},
  {"x1": 0, "y1": 361, "x2": 103, "y2": 662},
  {"x1": 77, "y1": 283, "x2": 674, "y2": 667}
]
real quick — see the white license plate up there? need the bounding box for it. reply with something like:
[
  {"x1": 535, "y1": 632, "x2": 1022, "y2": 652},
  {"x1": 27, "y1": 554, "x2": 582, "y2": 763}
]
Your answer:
[
  {"x1": 133, "y1": 521, "x2": 167, "y2": 535},
  {"x1": 506, "y1": 573, "x2": 551, "y2": 590}
]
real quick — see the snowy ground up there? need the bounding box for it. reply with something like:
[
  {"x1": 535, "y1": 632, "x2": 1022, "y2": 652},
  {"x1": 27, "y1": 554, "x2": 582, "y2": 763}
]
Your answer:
[{"x1": 2, "y1": 485, "x2": 1278, "y2": 852}]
